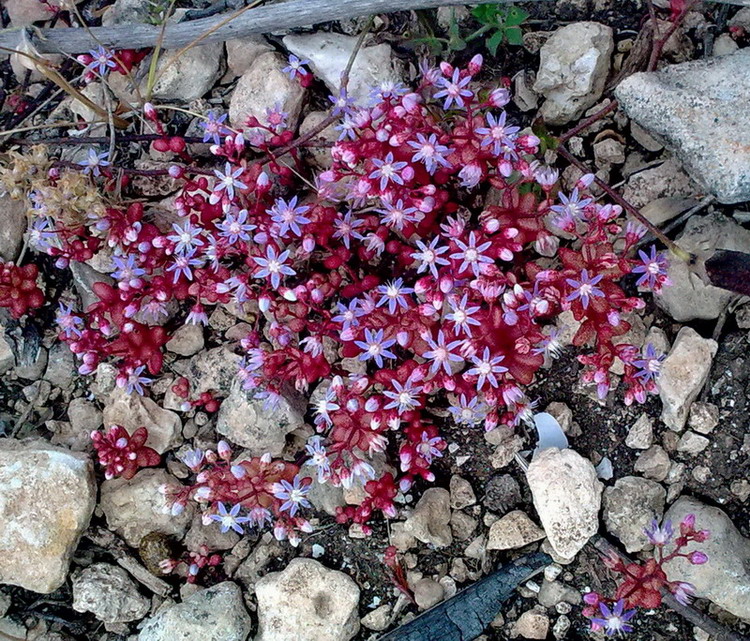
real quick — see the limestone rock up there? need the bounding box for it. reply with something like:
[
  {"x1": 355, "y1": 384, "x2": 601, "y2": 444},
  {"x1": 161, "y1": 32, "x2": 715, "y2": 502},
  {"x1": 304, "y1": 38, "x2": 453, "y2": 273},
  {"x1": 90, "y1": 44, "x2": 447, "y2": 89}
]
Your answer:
[
  {"x1": 0, "y1": 441, "x2": 96, "y2": 593},
  {"x1": 487, "y1": 510, "x2": 545, "y2": 551},
  {"x1": 166, "y1": 324, "x2": 204, "y2": 357},
  {"x1": 283, "y1": 32, "x2": 403, "y2": 106},
  {"x1": 634, "y1": 445, "x2": 671, "y2": 482},
  {"x1": 139, "y1": 582, "x2": 252, "y2": 641},
  {"x1": 229, "y1": 52, "x2": 305, "y2": 129},
  {"x1": 103, "y1": 387, "x2": 182, "y2": 454},
  {"x1": 656, "y1": 213, "x2": 750, "y2": 322},
  {"x1": 622, "y1": 158, "x2": 698, "y2": 210},
  {"x1": 676, "y1": 431, "x2": 710, "y2": 455},
  {"x1": 67, "y1": 397, "x2": 102, "y2": 434},
  {"x1": 72, "y1": 563, "x2": 149, "y2": 623},
  {"x1": 483, "y1": 474, "x2": 522, "y2": 514},
  {"x1": 688, "y1": 402, "x2": 719, "y2": 434},
  {"x1": 0, "y1": 194, "x2": 26, "y2": 262},
  {"x1": 0, "y1": 331, "x2": 15, "y2": 375},
  {"x1": 255, "y1": 558, "x2": 360, "y2": 641},
  {"x1": 216, "y1": 381, "x2": 305, "y2": 456},
  {"x1": 625, "y1": 413, "x2": 653, "y2": 450},
  {"x1": 526, "y1": 448, "x2": 602, "y2": 558},
  {"x1": 449, "y1": 475, "x2": 476, "y2": 510},
  {"x1": 603, "y1": 476, "x2": 666, "y2": 553},
  {"x1": 404, "y1": 488, "x2": 453, "y2": 548},
  {"x1": 100, "y1": 468, "x2": 193, "y2": 547},
  {"x1": 659, "y1": 327, "x2": 718, "y2": 431},
  {"x1": 533, "y1": 22, "x2": 614, "y2": 125},
  {"x1": 173, "y1": 346, "x2": 242, "y2": 397},
  {"x1": 225, "y1": 35, "x2": 273, "y2": 77},
  {"x1": 149, "y1": 42, "x2": 224, "y2": 102},
  {"x1": 663, "y1": 497, "x2": 750, "y2": 620},
  {"x1": 615, "y1": 49, "x2": 750, "y2": 204},
  {"x1": 512, "y1": 608, "x2": 550, "y2": 640},
  {"x1": 413, "y1": 578, "x2": 444, "y2": 610}
]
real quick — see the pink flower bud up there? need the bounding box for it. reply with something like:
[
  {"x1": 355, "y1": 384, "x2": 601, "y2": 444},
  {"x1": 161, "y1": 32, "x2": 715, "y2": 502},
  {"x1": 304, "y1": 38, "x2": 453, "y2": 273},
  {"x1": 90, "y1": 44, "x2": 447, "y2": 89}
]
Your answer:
[
  {"x1": 143, "y1": 102, "x2": 157, "y2": 121},
  {"x1": 689, "y1": 551, "x2": 708, "y2": 565},
  {"x1": 489, "y1": 87, "x2": 511, "y2": 107},
  {"x1": 217, "y1": 440, "x2": 232, "y2": 460},
  {"x1": 439, "y1": 61, "x2": 453, "y2": 76},
  {"x1": 396, "y1": 331, "x2": 410, "y2": 347},
  {"x1": 468, "y1": 54, "x2": 483, "y2": 75}
]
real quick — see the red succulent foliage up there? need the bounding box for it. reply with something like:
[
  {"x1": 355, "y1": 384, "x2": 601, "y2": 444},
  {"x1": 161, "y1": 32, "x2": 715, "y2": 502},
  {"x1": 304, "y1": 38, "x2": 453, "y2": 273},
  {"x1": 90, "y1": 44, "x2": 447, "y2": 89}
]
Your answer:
[
  {"x1": 0, "y1": 263, "x2": 44, "y2": 319},
  {"x1": 91, "y1": 425, "x2": 161, "y2": 480}
]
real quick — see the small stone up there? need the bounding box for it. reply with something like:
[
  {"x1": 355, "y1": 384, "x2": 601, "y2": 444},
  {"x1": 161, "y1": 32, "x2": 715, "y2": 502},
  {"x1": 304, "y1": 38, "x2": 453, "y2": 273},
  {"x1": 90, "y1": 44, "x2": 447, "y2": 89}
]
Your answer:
[
  {"x1": 73, "y1": 563, "x2": 149, "y2": 623},
  {"x1": 225, "y1": 35, "x2": 273, "y2": 77},
  {"x1": 634, "y1": 445, "x2": 671, "y2": 482},
  {"x1": 512, "y1": 609, "x2": 550, "y2": 640},
  {"x1": 688, "y1": 402, "x2": 719, "y2": 434},
  {"x1": 552, "y1": 615, "x2": 571, "y2": 640},
  {"x1": 603, "y1": 476, "x2": 666, "y2": 552},
  {"x1": 663, "y1": 496, "x2": 750, "y2": 620},
  {"x1": 138, "y1": 532, "x2": 174, "y2": 576},
  {"x1": 216, "y1": 381, "x2": 305, "y2": 456},
  {"x1": 449, "y1": 475, "x2": 476, "y2": 509},
  {"x1": 615, "y1": 50, "x2": 750, "y2": 204},
  {"x1": 730, "y1": 479, "x2": 750, "y2": 502},
  {"x1": 166, "y1": 325, "x2": 204, "y2": 356},
  {"x1": 283, "y1": 33, "x2": 403, "y2": 106},
  {"x1": 533, "y1": 22, "x2": 614, "y2": 125},
  {"x1": 692, "y1": 466, "x2": 711, "y2": 483},
  {"x1": 0, "y1": 332, "x2": 16, "y2": 375},
  {"x1": 450, "y1": 510, "x2": 477, "y2": 540},
  {"x1": 537, "y1": 580, "x2": 581, "y2": 608},
  {"x1": 184, "y1": 513, "x2": 240, "y2": 553},
  {"x1": 361, "y1": 604, "x2": 391, "y2": 631},
  {"x1": 676, "y1": 431, "x2": 710, "y2": 455},
  {"x1": 404, "y1": 488, "x2": 452, "y2": 548},
  {"x1": 626, "y1": 413, "x2": 653, "y2": 450},
  {"x1": 44, "y1": 342, "x2": 76, "y2": 389},
  {"x1": 299, "y1": 111, "x2": 339, "y2": 169},
  {"x1": 487, "y1": 510, "x2": 545, "y2": 550},
  {"x1": 413, "y1": 578, "x2": 444, "y2": 610},
  {"x1": 301, "y1": 465, "x2": 345, "y2": 516},
  {"x1": 229, "y1": 52, "x2": 305, "y2": 129},
  {"x1": 659, "y1": 327, "x2": 718, "y2": 431},
  {"x1": 390, "y1": 522, "x2": 416, "y2": 553},
  {"x1": 464, "y1": 534, "x2": 487, "y2": 560},
  {"x1": 487, "y1": 426, "x2": 523, "y2": 468},
  {"x1": 0, "y1": 441, "x2": 96, "y2": 593},
  {"x1": 138, "y1": 582, "x2": 252, "y2": 641},
  {"x1": 622, "y1": 158, "x2": 698, "y2": 209},
  {"x1": 631, "y1": 121, "x2": 663, "y2": 152},
  {"x1": 174, "y1": 347, "x2": 242, "y2": 397},
  {"x1": 149, "y1": 42, "x2": 224, "y2": 101},
  {"x1": 0, "y1": 194, "x2": 26, "y2": 262},
  {"x1": 593, "y1": 138, "x2": 626, "y2": 167},
  {"x1": 67, "y1": 397, "x2": 103, "y2": 433},
  {"x1": 255, "y1": 558, "x2": 360, "y2": 641},
  {"x1": 544, "y1": 402, "x2": 575, "y2": 435},
  {"x1": 100, "y1": 469, "x2": 193, "y2": 547},
  {"x1": 526, "y1": 449, "x2": 602, "y2": 558}
]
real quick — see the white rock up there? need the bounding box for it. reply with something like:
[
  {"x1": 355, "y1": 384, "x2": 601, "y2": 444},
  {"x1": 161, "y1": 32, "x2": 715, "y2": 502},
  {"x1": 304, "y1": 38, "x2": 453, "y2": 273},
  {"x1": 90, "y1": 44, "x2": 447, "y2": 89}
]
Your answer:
[
  {"x1": 676, "y1": 431, "x2": 710, "y2": 455},
  {"x1": 622, "y1": 158, "x2": 698, "y2": 209},
  {"x1": 72, "y1": 563, "x2": 150, "y2": 623},
  {"x1": 361, "y1": 604, "x2": 391, "y2": 631},
  {"x1": 663, "y1": 496, "x2": 750, "y2": 620},
  {"x1": 283, "y1": 32, "x2": 403, "y2": 106},
  {"x1": 0, "y1": 441, "x2": 96, "y2": 593},
  {"x1": 225, "y1": 35, "x2": 273, "y2": 77},
  {"x1": 656, "y1": 213, "x2": 750, "y2": 322},
  {"x1": 487, "y1": 510, "x2": 545, "y2": 551},
  {"x1": 139, "y1": 582, "x2": 252, "y2": 641},
  {"x1": 174, "y1": 346, "x2": 242, "y2": 397},
  {"x1": 625, "y1": 413, "x2": 653, "y2": 450},
  {"x1": 413, "y1": 578, "x2": 444, "y2": 610},
  {"x1": 149, "y1": 40, "x2": 224, "y2": 102},
  {"x1": 526, "y1": 448, "x2": 602, "y2": 558},
  {"x1": 634, "y1": 445, "x2": 671, "y2": 482},
  {"x1": 216, "y1": 380, "x2": 305, "y2": 456},
  {"x1": 602, "y1": 476, "x2": 665, "y2": 553},
  {"x1": 166, "y1": 324, "x2": 204, "y2": 357},
  {"x1": 100, "y1": 468, "x2": 193, "y2": 547},
  {"x1": 533, "y1": 22, "x2": 614, "y2": 125},
  {"x1": 67, "y1": 397, "x2": 102, "y2": 434},
  {"x1": 103, "y1": 387, "x2": 182, "y2": 454},
  {"x1": 449, "y1": 475, "x2": 476, "y2": 510},
  {"x1": 659, "y1": 327, "x2": 718, "y2": 431},
  {"x1": 255, "y1": 558, "x2": 360, "y2": 641},
  {"x1": 512, "y1": 609, "x2": 550, "y2": 640},
  {"x1": 299, "y1": 111, "x2": 339, "y2": 169},
  {"x1": 229, "y1": 52, "x2": 305, "y2": 129},
  {"x1": 615, "y1": 49, "x2": 750, "y2": 204},
  {"x1": 0, "y1": 194, "x2": 26, "y2": 262},
  {"x1": 688, "y1": 402, "x2": 719, "y2": 434},
  {"x1": 404, "y1": 488, "x2": 453, "y2": 548}
]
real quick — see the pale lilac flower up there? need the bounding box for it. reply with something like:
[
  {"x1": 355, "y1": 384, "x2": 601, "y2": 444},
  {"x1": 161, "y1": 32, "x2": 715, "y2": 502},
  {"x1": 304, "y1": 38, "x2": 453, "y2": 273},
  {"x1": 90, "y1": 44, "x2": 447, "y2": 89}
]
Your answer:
[
  {"x1": 633, "y1": 343, "x2": 666, "y2": 384},
  {"x1": 466, "y1": 347, "x2": 508, "y2": 390},
  {"x1": 167, "y1": 248, "x2": 203, "y2": 283},
  {"x1": 200, "y1": 111, "x2": 230, "y2": 145},
  {"x1": 272, "y1": 474, "x2": 311, "y2": 516},
  {"x1": 29, "y1": 218, "x2": 56, "y2": 250},
  {"x1": 476, "y1": 111, "x2": 520, "y2": 156},
  {"x1": 169, "y1": 221, "x2": 205, "y2": 255},
  {"x1": 448, "y1": 394, "x2": 487, "y2": 426},
  {"x1": 422, "y1": 330, "x2": 464, "y2": 375},
  {"x1": 450, "y1": 231, "x2": 493, "y2": 277},
  {"x1": 312, "y1": 388, "x2": 339, "y2": 427},
  {"x1": 412, "y1": 236, "x2": 450, "y2": 279},
  {"x1": 407, "y1": 132, "x2": 453, "y2": 174},
  {"x1": 79, "y1": 149, "x2": 110, "y2": 176},
  {"x1": 329, "y1": 86, "x2": 354, "y2": 116},
  {"x1": 282, "y1": 54, "x2": 309, "y2": 79},
  {"x1": 445, "y1": 293, "x2": 481, "y2": 336},
  {"x1": 305, "y1": 436, "x2": 331, "y2": 482},
  {"x1": 212, "y1": 162, "x2": 247, "y2": 200},
  {"x1": 252, "y1": 245, "x2": 296, "y2": 290},
  {"x1": 383, "y1": 378, "x2": 423, "y2": 414},
  {"x1": 370, "y1": 80, "x2": 407, "y2": 103},
  {"x1": 671, "y1": 582, "x2": 696, "y2": 606},
  {"x1": 332, "y1": 299, "x2": 363, "y2": 332},
  {"x1": 56, "y1": 303, "x2": 84, "y2": 338},
  {"x1": 376, "y1": 278, "x2": 414, "y2": 314},
  {"x1": 354, "y1": 328, "x2": 397, "y2": 368},
  {"x1": 434, "y1": 68, "x2": 473, "y2": 109},
  {"x1": 209, "y1": 502, "x2": 251, "y2": 534},
  {"x1": 123, "y1": 365, "x2": 152, "y2": 395},
  {"x1": 186, "y1": 304, "x2": 208, "y2": 326},
  {"x1": 181, "y1": 448, "x2": 205, "y2": 471},
  {"x1": 217, "y1": 209, "x2": 256, "y2": 245},
  {"x1": 566, "y1": 269, "x2": 604, "y2": 309},
  {"x1": 86, "y1": 46, "x2": 116, "y2": 76},
  {"x1": 532, "y1": 328, "x2": 563, "y2": 359},
  {"x1": 376, "y1": 199, "x2": 421, "y2": 231},
  {"x1": 332, "y1": 210, "x2": 365, "y2": 249},
  {"x1": 268, "y1": 196, "x2": 311, "y2": 237},
  {"x1": 369, "y1": 152, "x2": 408, "y2": 191},
  {"x1": 416, "y1": 431, "x2": 443, "y2": 464},
  {"x1": 590, "y1": 600, "x2": 636, "y2": 636},
  {"x1": 264, "y1": 104, "x2": 288, "y2": 130},
  {"x1": 111, "y1": 254, "x2": 145, "y2": 285},
  {"x1": 632, "y1": 245, "x2": 670, "y2": 290},
  {"x1": 550, "y1": 188, "x2": 592, "y2": 222}
]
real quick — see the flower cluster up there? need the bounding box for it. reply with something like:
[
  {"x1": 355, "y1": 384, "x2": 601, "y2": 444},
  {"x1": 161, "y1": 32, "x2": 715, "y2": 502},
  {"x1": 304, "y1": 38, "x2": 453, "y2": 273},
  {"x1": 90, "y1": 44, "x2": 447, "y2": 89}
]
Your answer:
[
  {"x1": 162, "y1": 440, "x2": 313, "y2": 545},
  {"x1": 90, "y1": 425, "x2": 161, "y2": 480},
  {"x1": 0, "y1": 262, "x2": 45, "y2": 319},
  {"x1": 584, "y1": 514, "x2": 709, "y2": 635}
]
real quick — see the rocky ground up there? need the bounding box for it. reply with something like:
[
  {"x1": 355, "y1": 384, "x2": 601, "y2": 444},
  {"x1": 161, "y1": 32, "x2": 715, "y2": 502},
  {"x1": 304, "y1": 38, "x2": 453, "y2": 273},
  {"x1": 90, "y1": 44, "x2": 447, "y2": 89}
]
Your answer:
[{"x1": 1, "y1": 1, "x2": 750, "y2": 640}]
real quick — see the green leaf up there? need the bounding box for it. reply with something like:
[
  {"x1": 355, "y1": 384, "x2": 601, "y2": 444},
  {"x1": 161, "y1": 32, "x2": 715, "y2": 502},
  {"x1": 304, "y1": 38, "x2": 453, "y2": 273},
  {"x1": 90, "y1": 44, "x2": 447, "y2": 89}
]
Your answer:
[
  {"x1": 471, "y1": 4, "x2": 501, "y2": 25},
  {"x1": 504, "y1": 26, "x2": 523, "y2": 46},
  {"x1": 486, "y1": 30, "x2": 505, "y2": 56},
  {"x1": 505, "y1": 6, "x2": 529, "y2": 26}
]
